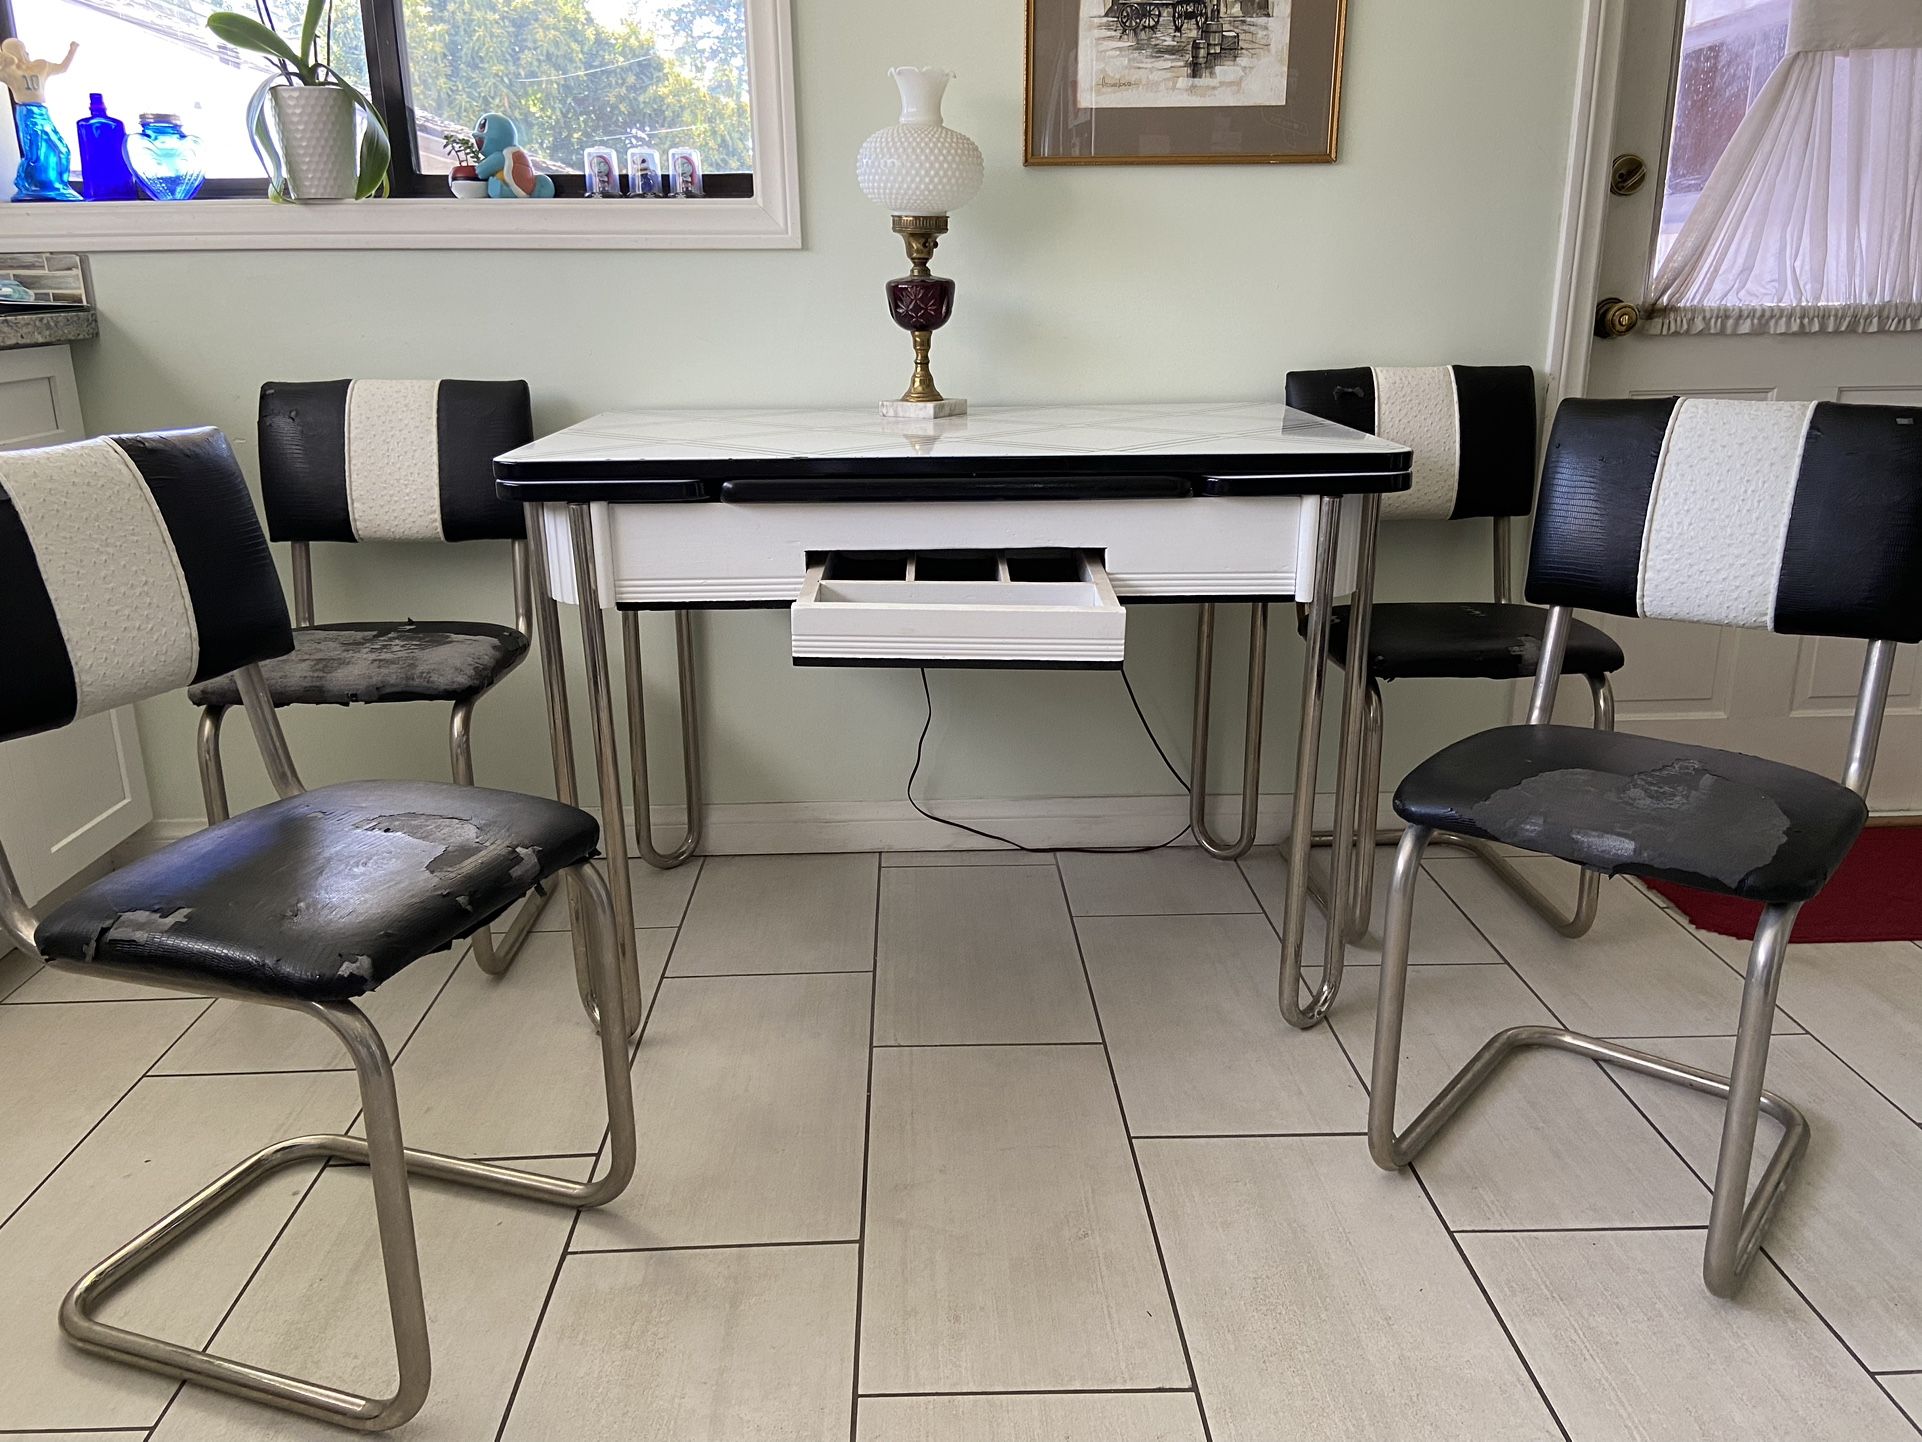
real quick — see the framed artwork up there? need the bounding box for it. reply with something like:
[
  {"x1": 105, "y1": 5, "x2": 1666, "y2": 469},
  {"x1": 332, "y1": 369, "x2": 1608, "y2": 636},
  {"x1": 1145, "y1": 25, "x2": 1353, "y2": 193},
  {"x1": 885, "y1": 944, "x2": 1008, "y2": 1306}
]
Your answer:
[{"x1": 1025, "y1": 0, "x2": 1348, "y2": 164}]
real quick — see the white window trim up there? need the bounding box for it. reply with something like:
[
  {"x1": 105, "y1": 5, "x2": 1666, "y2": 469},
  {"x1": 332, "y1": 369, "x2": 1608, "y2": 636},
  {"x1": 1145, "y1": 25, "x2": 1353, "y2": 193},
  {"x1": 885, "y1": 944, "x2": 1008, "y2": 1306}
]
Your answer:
[{"x1": 0, "y1": 0, "x2": 798, "y2": 252}]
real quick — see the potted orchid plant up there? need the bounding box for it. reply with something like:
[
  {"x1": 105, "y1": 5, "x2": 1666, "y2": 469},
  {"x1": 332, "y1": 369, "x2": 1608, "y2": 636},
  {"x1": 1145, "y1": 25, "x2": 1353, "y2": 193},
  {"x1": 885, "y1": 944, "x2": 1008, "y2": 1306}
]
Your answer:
[{"x1": 206, "y1": 0, "x2": 389, "y2": 200}]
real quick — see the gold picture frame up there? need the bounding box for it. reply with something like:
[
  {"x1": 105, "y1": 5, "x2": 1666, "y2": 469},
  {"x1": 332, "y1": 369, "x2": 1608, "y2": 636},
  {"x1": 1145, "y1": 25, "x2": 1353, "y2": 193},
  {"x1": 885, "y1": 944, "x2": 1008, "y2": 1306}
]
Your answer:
[{"x1": 1025, "y1": 0, "x2": 1348, "y2": 165}]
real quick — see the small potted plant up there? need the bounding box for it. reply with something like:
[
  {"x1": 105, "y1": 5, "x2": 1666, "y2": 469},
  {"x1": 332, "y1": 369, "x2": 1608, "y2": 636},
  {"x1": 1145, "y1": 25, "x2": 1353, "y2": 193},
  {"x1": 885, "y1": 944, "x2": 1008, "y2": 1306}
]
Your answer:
[
  {"x1": 206, "y1": 0, "x2": 389, "y2": 201},
  {"x1": 443, "y1": 129, "x2": 487, "y2": 197}
]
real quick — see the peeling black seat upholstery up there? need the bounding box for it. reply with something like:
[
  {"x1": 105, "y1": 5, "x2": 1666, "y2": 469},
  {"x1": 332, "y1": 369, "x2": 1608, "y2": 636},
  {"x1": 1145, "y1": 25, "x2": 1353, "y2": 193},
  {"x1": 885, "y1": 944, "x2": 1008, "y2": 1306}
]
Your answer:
[
  {"x1": 36, "y1": 780, "x2": 597, "y2": 1000},
  {"x1": 1395, "y1": 725, "x2": 1867, "y2": 904},
  {"x1": 186, "y1": 621, "x2": 529, "y2": 709},
  {"x1": 1303, "y1": 603, "x2": 1627, "y2": 682}
]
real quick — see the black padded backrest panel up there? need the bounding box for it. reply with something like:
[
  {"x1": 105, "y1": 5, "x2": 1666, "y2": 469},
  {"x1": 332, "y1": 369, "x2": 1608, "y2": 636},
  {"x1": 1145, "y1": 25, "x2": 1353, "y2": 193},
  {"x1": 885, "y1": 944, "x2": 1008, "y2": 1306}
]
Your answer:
[
  {"x1": 1527, "y1": 397, "x2": 1922, "y2": 643},
  {"x1": 0, "y1": 429, "x2": 294, "y2": 744},
  {"x1": 1284, "y1": 364, "x2": 1537, "y2": 520},
  {"x1": 258, "y1": 379, "x2": 533, "y2": 543}
]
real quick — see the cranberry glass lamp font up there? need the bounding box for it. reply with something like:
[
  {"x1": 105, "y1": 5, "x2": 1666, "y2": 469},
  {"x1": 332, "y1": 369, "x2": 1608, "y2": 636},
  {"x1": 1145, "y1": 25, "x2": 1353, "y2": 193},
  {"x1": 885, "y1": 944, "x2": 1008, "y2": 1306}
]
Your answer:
[{"x1": 856, "y1": 67, "x2": 983, "y2": 419}]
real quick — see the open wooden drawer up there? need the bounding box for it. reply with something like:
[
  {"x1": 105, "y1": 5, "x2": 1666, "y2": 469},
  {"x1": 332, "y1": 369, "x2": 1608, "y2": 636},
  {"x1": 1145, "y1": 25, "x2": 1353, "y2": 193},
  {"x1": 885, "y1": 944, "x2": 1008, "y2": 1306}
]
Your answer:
[{"x1": 791, "y1": 549, "x2": 1125, "y2": 667}]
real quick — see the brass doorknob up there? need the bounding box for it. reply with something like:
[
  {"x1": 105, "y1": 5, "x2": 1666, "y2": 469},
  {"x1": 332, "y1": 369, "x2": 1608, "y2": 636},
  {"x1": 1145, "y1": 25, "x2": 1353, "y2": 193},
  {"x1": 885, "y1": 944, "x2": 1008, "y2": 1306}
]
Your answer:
[{"x1": 1594, "y1": 297, "x2": 1641, "y2": 339}]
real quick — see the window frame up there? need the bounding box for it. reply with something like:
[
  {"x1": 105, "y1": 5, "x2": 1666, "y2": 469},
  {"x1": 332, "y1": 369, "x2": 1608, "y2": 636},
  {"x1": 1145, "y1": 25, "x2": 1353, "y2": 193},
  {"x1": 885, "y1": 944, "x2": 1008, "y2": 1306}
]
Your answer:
[{"x1": 0, "y1": 0, "x2": 798, "y2": 249}]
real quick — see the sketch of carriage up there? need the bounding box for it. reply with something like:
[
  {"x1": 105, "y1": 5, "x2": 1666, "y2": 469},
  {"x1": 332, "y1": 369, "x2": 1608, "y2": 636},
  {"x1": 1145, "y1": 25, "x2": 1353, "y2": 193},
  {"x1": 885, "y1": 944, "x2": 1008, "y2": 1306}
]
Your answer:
[{"x1": 1105, "y1": 0, "x2": 1249, "y2": 71}]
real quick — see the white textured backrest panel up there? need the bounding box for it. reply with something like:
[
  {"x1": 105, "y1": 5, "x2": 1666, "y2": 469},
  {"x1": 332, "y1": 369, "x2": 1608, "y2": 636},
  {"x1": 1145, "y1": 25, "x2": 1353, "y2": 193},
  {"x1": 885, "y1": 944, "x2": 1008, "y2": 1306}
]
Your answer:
[
  {"x1": 0, "y1": 438, "x2": 200, "y2": 717},
  {"x1": 1372, "y1": 366, "x2": 1460, "y2": 521},
  {"x1": 1637, "y1": 398, "x2": 1816, "y2": 630},
  {"x1": 344, "y1": 379, "x2": 445, "y2": 541}
]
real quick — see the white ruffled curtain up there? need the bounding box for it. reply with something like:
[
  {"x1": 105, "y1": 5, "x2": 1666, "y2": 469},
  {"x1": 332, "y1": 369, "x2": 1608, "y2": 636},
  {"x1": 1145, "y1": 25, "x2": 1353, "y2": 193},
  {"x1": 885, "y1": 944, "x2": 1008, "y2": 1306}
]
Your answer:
[{"x1": 1647, "y1": 0, "x2": 1922, "y2": 334}]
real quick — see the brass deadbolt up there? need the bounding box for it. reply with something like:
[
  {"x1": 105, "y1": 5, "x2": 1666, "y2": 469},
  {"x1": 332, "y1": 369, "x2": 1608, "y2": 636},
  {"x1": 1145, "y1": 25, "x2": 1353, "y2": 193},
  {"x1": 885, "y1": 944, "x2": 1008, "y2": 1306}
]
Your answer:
[
  {"x1": 1609, "y1": 154, "x2": 1648, "y2": 196},
  {"x1": 1594, "y1": 297, "x2": 1642, "y2": 339}
]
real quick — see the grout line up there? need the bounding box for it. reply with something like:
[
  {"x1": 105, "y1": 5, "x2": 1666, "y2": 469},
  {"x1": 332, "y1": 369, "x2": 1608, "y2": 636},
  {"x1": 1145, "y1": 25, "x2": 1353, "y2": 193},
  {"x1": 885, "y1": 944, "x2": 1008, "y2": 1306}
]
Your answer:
[
  {"x1": 1058, "y1": 860, "x2": 1215, "y2": 1442},
  {"x1": 0, "y1": 997, "x2": 216, "y2": 1236},
  {"x1": 858, "y1": 1385, "x2": 1201, "y2": 1399},
  {"x1": 499, "y1": 872, "x2": 688, "y2": 1442},
  {"x1": 1875, "y1": 1376, "x2": 1922, "y2": 1437},
  {"x1": 571, "y1": 1237, "x2": 861, "y2": 1255},
  {"x1": 1450, "y1": 1224, "x2": 1709, "y2": 1235},
  {"x1": 2, "y1": 993, "x2": 213, "y2": 1006},
  {"x1": 847, "y1": 859, "x2": 883, "y2": 1442},
  {"x1": 1317, "y1": 967, "x2": 1571, "y2": 1442},
  {"x1": 872, "y1": 1039, "x2": 1105, "y2": 1049},
  {"x1": 1131, "y1": 1130, "x2": 1366, "y2": 1140},
  {"x1": 669, "y1": 968, "x2": 875, "y2": 978},
  {"x1": 1412, "y1": 1167, "x2": 1573, "y2": 1442}
]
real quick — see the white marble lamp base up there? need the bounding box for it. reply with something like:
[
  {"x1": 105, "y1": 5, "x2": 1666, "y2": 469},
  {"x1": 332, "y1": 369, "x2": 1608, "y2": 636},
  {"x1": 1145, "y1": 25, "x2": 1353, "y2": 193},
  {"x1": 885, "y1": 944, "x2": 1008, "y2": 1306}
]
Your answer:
[{"x1": 880, "y1": 398, "x2": 968, "y2": 420}]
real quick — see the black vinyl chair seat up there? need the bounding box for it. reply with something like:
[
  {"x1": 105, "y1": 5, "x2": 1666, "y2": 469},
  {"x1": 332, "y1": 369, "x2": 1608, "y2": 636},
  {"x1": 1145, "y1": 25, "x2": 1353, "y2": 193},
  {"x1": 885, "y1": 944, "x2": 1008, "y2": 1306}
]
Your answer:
[
  {"x1": 1304, "y1": 602, "x2": 1627, "y2": 682},
  {"x1": 36, "y1": 780, "x2": 597, "y2": 1001},
  {"x1": 1394, "y1": 725, "x2": 1867, "y2": 904},
  {"x1": 186, "y1": 621, "x2": 529, "y2": 709}
]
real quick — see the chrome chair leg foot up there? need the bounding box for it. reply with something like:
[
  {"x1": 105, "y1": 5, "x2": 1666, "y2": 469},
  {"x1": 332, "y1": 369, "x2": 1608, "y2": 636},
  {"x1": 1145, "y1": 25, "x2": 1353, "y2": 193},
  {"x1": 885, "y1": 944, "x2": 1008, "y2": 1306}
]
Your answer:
[
  {"x1": 1189, "y1": 602, "x2": 1270, "y2": 860},
  {"x1": 58, "y1": 862, "x2": 636, "y2": 1430},
  {"x1": 1371, "y1": 829, "x2": 1805, "y2": 1300}
]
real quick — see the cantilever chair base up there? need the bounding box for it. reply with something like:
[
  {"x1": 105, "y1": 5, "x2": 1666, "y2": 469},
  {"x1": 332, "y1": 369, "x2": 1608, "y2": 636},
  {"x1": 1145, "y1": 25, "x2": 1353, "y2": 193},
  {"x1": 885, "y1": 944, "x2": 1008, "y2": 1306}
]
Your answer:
[
  {"x1": 57, "y1": 860, "x2": 635, "y2": 1433},
  {"x1": 1370, "y1": 825, "x2": 1810, "y2": 1299}
]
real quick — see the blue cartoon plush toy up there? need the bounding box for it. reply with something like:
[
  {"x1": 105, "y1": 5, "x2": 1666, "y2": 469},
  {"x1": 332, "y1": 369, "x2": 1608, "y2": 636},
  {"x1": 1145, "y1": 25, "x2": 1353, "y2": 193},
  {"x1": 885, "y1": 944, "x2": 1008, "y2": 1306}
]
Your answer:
[{"x1": 475, "y1": 113, "x2": 554, "y2": 198}]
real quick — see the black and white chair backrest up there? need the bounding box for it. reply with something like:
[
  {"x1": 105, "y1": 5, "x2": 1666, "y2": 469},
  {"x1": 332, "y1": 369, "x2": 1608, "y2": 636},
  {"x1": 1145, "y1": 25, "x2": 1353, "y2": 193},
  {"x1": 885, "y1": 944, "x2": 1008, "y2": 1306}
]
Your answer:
[
  {"x1": 1528, "y1": 397, "x2": 1922, "y2": 643},
  {"x1": 0, "y1": 429, "x2": 294, "y2": 745},
  {"x1": 1285, "y1": 365, "x2": 1539, "y2": 521},
  {"x1": 258, "y1": 379, "x2": 534, "y2": 544}
]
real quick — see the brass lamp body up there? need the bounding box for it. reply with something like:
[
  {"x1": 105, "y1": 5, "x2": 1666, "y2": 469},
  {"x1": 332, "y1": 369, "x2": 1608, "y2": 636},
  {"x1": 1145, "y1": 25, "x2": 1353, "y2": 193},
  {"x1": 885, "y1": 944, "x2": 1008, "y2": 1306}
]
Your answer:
[{"x1": 886, "y1": 214, "x2": 958, "y2": 409}]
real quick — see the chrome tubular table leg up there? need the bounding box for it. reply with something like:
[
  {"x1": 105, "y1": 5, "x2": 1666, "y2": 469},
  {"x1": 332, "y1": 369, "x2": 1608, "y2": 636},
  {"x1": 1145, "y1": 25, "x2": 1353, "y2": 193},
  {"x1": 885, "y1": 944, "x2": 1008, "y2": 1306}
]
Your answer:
[
  {"x1": 1189, "y1": 601, "x2": 1269, "y2": 859},
  {"x1": 196, "y1": 705, "x2": 231, "y2": 824},
  {"x1": 621, "y1": 608, "x2": 703, "y2": 869},
  {"x1": 1370, "y1": 823, "x2": 1807, "y2": 1300},
  {"x1": 524, "y1": 504, "x2": 604, "y2": 1023},
  {"x1": 568, "y1": 502, "x2": 645, "y2": 1038},
  {"x1": 58, "y1": 861, "x2": 637, "y2": 1431},
  {"x1": 1278, "y1": 494, "x2": 1361, "y2": 1028}
]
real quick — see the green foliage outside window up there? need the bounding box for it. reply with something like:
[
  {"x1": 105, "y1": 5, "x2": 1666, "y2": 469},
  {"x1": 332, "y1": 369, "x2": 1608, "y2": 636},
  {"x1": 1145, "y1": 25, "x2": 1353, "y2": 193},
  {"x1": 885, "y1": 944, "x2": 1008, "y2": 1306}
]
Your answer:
[{"x1": 307, "y1": 0, "x2": 749, "y2": 173}]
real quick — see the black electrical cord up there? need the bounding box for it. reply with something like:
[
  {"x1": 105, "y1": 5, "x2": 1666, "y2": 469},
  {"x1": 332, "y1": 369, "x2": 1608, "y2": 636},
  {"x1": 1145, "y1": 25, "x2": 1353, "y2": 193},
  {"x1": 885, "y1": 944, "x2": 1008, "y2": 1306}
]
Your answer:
[{"x1": 905, "y1": 667, "x2": 1196, "y2": 855}]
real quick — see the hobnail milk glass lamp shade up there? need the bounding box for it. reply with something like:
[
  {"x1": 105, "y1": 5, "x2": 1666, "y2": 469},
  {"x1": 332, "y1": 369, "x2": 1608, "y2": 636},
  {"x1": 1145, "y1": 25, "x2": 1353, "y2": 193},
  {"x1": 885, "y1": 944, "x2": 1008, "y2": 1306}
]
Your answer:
[{"x1": 855, "y1": 67, "x2": 984, "y2": 216}]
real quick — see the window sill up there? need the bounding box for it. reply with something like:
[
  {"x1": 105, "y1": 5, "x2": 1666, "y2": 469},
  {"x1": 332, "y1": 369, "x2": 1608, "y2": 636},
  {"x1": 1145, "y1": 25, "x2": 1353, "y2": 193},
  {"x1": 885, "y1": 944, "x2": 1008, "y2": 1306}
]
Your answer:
[{"x1": 0, "y1": 190, "x2": 801, "y2": 252}]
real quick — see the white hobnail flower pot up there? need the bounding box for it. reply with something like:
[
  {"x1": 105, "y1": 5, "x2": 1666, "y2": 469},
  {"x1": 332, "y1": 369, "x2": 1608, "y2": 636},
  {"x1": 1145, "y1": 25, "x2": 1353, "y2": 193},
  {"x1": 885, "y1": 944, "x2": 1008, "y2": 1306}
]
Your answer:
[
  {"x1": 271, "y1": 85, "x2": 357, "y2": 201},
  {"x1": 855, "y1": 67, "x2": 984, "y2": 216}
]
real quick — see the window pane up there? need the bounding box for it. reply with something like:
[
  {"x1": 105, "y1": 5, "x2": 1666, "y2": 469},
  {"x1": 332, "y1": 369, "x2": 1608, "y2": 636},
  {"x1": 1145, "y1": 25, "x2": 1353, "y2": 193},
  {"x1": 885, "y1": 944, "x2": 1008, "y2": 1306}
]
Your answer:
[
  {"x1": 10, "y1": 0, "x2": 370, "y2": 183},
  {"x1": 1653, "y1": 0, "x2": 1789, "y2": 266},
  {"x1": 399, "y1": 0, "x2": 751, "y2": 176}
]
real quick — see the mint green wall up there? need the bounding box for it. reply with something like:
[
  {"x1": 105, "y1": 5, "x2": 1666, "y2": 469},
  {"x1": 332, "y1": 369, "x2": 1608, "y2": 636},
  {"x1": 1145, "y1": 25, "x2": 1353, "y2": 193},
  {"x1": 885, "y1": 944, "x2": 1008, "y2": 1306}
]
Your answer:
[{"x1": 75, "y1": 0, "x2": 1584, "y2": 826}]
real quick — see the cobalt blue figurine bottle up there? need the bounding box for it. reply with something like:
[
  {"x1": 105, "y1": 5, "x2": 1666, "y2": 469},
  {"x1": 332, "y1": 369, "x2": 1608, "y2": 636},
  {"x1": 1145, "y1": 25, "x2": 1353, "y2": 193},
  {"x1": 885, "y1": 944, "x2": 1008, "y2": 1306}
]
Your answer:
[
  {"x1": 0, "y1": 38, "x2": 83, "y2": 201},
  {"x1": 76, "y1": 93, "x2": 136, "y2": 200}
]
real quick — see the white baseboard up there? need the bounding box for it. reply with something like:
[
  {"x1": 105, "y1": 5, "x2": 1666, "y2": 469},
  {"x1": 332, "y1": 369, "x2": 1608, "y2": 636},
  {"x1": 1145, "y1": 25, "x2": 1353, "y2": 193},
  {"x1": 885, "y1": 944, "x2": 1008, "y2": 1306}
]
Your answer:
[{"x1": 122, "y1": 793, "x2": 1405, "y2": 861}]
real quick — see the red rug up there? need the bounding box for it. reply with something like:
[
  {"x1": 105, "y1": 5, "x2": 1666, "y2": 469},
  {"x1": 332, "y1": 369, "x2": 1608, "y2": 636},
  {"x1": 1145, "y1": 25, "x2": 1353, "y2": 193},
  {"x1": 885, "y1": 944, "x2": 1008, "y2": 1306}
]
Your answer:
[{"x1": 1644, "y1": 826, "x2": 1922, "y2": 943}]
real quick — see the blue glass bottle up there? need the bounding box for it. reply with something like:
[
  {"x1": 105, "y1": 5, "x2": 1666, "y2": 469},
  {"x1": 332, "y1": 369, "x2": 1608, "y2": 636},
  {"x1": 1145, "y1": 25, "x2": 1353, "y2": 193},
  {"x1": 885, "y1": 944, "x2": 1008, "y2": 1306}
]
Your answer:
[
  {"x1": 125, "y1": 113, "x2": 204, "y2": 201},
  {"x1": 10, "y1": 101, "x2": 80, "y2": 201},
  {"x1": 76, "y1": 94, "x2": 137, "y2": 201}
]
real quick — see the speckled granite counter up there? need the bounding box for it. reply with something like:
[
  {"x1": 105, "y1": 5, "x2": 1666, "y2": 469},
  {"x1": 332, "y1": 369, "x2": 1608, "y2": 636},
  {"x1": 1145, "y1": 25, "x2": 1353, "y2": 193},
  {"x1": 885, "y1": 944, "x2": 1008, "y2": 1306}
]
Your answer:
[{"x1": 0, "y1": 307, "x2": 97, "y2": 349}]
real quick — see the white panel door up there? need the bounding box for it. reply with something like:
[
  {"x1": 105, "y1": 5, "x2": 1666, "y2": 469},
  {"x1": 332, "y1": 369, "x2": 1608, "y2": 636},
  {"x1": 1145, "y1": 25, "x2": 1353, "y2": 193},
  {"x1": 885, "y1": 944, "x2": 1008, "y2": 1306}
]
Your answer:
[
  {"x1": 0, "y1": 345, "x2": 154, "y2": 903},
  {"x1": 1562, "y1": 0, "x2": 1922, "y2": 812}
]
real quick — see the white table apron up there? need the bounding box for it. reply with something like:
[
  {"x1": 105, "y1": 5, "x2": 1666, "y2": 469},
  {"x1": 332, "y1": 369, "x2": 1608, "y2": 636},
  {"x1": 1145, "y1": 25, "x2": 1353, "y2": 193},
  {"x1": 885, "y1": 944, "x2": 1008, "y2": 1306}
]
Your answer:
[{"x1": 497, "y1": 403, "x2": 1408, "y2": 1036}]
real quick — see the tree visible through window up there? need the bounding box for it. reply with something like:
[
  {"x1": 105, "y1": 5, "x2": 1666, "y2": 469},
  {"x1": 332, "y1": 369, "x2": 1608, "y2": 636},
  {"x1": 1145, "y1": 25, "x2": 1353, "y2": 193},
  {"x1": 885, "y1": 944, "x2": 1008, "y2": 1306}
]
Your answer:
[{"x1": 1, "y1": 0, "x2": 750, "y2": 189}]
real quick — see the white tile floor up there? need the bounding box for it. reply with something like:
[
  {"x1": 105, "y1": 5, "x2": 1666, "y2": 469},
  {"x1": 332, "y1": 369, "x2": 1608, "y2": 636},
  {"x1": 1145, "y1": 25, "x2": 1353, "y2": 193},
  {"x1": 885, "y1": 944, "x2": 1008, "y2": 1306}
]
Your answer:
[{"x1": 2, "y1": 846, "x2": 1920, "y2": 1441}]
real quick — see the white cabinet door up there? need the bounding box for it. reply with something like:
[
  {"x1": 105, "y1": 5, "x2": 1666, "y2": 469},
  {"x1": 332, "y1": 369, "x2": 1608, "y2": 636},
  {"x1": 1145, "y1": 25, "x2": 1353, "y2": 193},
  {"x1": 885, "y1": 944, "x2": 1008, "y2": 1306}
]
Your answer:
[{"x1": 0, "y1": 344, "x2": 155, "y2": 903}]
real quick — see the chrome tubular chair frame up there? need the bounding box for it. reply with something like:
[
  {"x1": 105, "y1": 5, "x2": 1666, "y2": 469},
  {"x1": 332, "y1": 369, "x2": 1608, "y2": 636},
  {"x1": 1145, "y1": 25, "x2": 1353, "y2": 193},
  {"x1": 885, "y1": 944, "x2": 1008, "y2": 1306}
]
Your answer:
[
  {"x1": 1368, "y1": 621, "x2": 1898, "y2": 1299},
  {"x1": 195, "y1": 540, "x2": 555, "y2": 978},
  {"x1": 1302, "y1": 513, "x2": 1616, "y2": 944},
  {"x1": 1, "y1": 666, "x2": 639, "y2": 1433}
]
